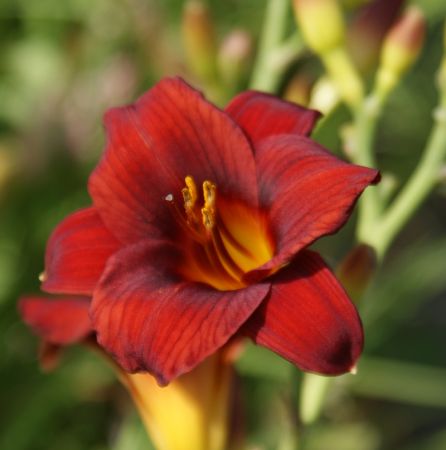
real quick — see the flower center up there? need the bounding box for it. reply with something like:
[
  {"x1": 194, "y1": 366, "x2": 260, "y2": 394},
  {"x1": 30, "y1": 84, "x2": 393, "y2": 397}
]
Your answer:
[{"x1": 165, "y1": 176, "x2": 274, "y2": 291}]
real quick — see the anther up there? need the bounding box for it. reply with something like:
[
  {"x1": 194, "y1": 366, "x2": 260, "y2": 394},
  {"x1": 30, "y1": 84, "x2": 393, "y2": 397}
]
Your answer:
[
  {"x1": 203, "y1": 180, "x2": 216, "y2": 209},
  {"x1": 201, "y1": 207, "x2": 215, "y2": 230},
  {"x1": 182, "y1": 187, "x2": 193, "y2": 210},
  {"x1": 185, "y1": 176, "x2": 198, "y2": 205}
]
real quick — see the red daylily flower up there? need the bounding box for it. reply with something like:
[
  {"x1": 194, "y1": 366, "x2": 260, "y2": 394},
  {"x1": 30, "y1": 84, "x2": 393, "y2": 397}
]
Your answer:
[{"x1": 20, "y1": 77, "x2": 379, "y2": 386}]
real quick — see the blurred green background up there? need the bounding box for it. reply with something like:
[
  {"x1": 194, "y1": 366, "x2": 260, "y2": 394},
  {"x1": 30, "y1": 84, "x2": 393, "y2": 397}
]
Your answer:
[{"x1": 1, "y1": 1, "x2": 446, "y2": 449}]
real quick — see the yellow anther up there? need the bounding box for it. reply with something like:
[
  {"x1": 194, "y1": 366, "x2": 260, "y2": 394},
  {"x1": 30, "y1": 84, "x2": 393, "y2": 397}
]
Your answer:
[
  {"x1": 201, "y1": 207, "x2": 215, "y2": 230},
  {"x1": 185, "y1": 175, "x2": 198, "y2": 206},
  {"x1": 182, "y1": 187, "x2": 193, "y2": 211},
  {"x1": 202, "y1": 180, "x2": 216, "y2": 209}
]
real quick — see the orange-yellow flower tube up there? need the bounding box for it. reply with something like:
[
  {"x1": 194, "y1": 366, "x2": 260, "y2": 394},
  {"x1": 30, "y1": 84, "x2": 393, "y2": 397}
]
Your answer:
[{"x1": 118, "y1": 353, "x2": 232, "y2": 450}]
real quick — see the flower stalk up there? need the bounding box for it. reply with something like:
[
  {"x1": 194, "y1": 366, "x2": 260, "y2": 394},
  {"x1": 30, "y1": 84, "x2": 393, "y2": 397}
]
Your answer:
[
  {"x1": 353, "y1": 7, "x2": 426, "y2": 253},
  {"x1": 299, "y1": 13, "x2": 442, "y2": 427},
  {"x1": 249, "y1": 0, "x2": 298, "y2": 92}
]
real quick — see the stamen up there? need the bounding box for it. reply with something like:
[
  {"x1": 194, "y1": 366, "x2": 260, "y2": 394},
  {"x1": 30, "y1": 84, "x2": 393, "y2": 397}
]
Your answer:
[
  {"x1": 201, "y1": 207, "x2": 215, "y2": 230},
  {"x1": 182, "y1": 187, "x2": 193, "y2": 210},
  {"x1": 202, "y1": 180, "x2": 217, "y2": 230},
  {"x1": 165, "y1": 193, "x2": 205, "y2": 243},
  {"x1": 182, "y1": 176, "x2": 200, "y2": 225},
  {"x1": 203, "y1": 180, "x2": 216, "y2": 209},
  {"x1": 185, "y1": 176, "x2": 198, "y2": 205}
]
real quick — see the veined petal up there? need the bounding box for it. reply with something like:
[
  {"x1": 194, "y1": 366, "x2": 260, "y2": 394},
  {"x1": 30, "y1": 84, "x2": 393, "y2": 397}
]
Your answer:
[
  {"x1": 225, "y1": 91, "x2": 321, "y2": 143},
  {"x1": 42, "y1": 207, "x2": 120, "y2": 296},
  {"x1": 243, "y1": 251, "x2": 363, "y2": 375},
  {"x1": 19, "y1": 296, "x2": 92, "y2": 345},
  {"x1": 91, "y1": 240, "x2": 270, "y2": 386},
  {"x1": 89, "y1": 77, "x2": 259, "y2": 244},
  {"x1": 249, "y1": 135, "x2": 379, "y2": 277}
]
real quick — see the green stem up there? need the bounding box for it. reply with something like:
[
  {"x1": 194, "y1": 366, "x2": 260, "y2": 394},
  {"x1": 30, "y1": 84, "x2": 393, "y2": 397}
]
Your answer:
[
  {"x1": 371, "y1": 99, "x2": 446, "y2": 257},
  {"x1": 352, "y1": 97, "x2": 383, "y2": 247},
  {"x1": 249, "y1": 0, "x2": 290, "y2": 92}
]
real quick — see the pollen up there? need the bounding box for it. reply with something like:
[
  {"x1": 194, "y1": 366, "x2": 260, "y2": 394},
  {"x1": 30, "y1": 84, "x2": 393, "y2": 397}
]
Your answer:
[
  {"x1": 202, "y1": 180, "x2": 216, "y2": 209},
  {"x1": 202, "y1": 180, "x2": 216, "y2": 230},
  {"x1": 201, "y1": 207, "x2": 215, "y2": 230},
  {"x1": 185, "y1": 176, "x2": 198, "y2": 205}
]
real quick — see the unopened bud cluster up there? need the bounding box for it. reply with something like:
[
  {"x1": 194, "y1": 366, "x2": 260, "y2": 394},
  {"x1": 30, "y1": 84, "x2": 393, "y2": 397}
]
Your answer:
[{"x1": 293, "y1": 0, "x2": 363, "y2": 108}]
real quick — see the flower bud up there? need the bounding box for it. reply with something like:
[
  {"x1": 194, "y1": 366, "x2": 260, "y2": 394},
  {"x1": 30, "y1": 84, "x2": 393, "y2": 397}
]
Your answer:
[
  {"x1": 182, "y1": 1, "x2": 218, "y2": 83},
  {"x1": 0, "y1": 144, "x2": 17, "y2": 196},
  {"x1": 336, "y1": 244, "x2": 377, "y2": 301},
  {"x1": 437, "y1": 21, "x2": 446, "y2": 95},
  {"x1": 284, "y1": 73, "x2": 314, "y2": 107},
  {"x1": 218, "y1": 30, "x2": 253, "y2": 91},
  {"x1": 309, "y1": 76, "x2": 340, "y2": 114},
  {"x1": 293, "y1": 0, "x2": 364, "y2": 107},
  {"x1": 375, "y1": 7, "x2": 426, "y2": 99},
  {"x1": 347, "y1": 0, "x2": 405, "y2": 73},
  {"x1": 293, "y1": 0, "x2": 345, "y2": 55},
  {"x1": 340, "y1": 0, "x2": 370, "y2": 8},
  {"x1": 39, "y1": 341, "x2": 62, "y2": 372}
]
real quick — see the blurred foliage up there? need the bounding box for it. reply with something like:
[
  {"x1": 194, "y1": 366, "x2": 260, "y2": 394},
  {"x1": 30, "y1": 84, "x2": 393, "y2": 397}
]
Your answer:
[{"x1": 1, "y1": 1, "x2": 446, "y2": 450}]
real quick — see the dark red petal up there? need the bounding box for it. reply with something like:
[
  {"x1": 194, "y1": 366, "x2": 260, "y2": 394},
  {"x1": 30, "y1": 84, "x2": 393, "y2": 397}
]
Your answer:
[
  {"x1": 243, "y1": 251, "x2": 363, "y2": 375},
  {"x1": 248, "y1": 135, "x2": 379, "y2": 278},
  {"x1": 42, "y1": 207, "x2": 120, "y2": 296},
  {"x1": 89, "y1": 77, "x2": 258, "y2": 244},
  {"x1": 225, "y1": 91, "x2": 321, "y2": 143},
  {"x1": 19, "y1": 296, "x2": 92, "y2": 345},
  {"x1": 91, "y1": 240, "x2": 270, "y2": 385}
]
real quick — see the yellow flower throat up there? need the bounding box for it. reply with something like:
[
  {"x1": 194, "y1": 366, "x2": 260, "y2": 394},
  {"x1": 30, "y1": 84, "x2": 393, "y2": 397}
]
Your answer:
[{"x1": 165, "y1": 176, "x2": 274, "y2": 291}]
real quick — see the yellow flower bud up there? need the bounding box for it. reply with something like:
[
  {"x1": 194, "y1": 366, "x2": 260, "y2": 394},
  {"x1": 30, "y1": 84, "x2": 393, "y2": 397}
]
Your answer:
[
  {"x1": 293, "y1": 0, "x2": 364, "y2": 108},
  {"x1": 293, "y1": 0, "x2": 345, "y2": 54},
  {"x1": 375, "y1": 7, "x2": 426, "y2": 99},
  {"x1": 284, "y1": 73, "x2": 313, "y2": 107}
]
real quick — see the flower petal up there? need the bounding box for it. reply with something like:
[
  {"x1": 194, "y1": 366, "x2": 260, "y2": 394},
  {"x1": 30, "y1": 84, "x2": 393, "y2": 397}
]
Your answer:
[
  {"x1": 248, "y1": 135, "x2": 379, "y2": 277},
  {"x1": 89, "y1": 77, "x2": 259, "y2": 244},
  {"x1": 91, "y1": 240, "x2": 270, "y2": 385},
  {"x1": 243, "y1": 250, "x2": 363, "y2": 375},
  {"x1": 225, "y1": 91, "x2": 321, "y2": 143},
  {"x1": 19, "y1": 296, "x2": 92, "y2": 345},
  {"x1": 42, "y1": 207, "x2": 120, "y2": 296}
]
